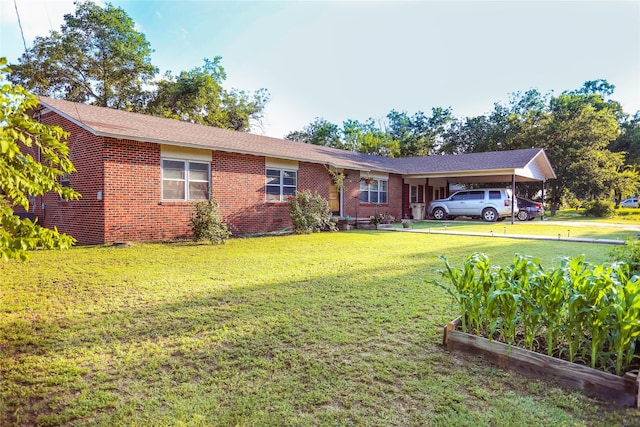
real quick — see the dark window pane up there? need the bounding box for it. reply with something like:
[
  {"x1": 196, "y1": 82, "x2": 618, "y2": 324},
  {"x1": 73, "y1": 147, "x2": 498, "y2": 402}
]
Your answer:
[
  {"x1": 189, "y1": 181, "x2": 209, "y2": 200},
  {"x1": 163, "y1": 180, "x2": 185, "y2": 200}
]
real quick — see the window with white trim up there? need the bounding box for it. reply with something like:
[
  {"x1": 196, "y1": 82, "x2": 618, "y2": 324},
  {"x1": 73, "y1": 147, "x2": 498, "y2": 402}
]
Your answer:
[
  {"x1": 360, "y1": 179, "x2": 388, "y2": 203},
  {"x1": 266, "y1": 168, "x2": 297, "y2": 202},
  {"x1": 161, "y1": 159, "x2": 210, "y2": 200},
  {"x1": 410, "y1": 185, "x2": 418, "y2": 203}
]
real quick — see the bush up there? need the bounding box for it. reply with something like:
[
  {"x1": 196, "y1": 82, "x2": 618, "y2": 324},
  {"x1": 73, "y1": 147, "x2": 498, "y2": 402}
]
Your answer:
[
  {"x1": 610, "y1": 239, "x2": 640, "y2": 275},
  {"x1": 370, "y1": 212, "x2": 394, "y2": 225},
  {"x1": 288, "y1": 190, "x2": 337, "y2": 234},
  {"x1": 189, "y1": 200, "x2": 231, "y2": 244},
  {"x1": 582, "y1": 199, "x2": 616, "y2": 218}
]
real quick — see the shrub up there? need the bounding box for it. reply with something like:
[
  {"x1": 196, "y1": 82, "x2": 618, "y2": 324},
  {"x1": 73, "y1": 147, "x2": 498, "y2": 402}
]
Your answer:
[
  {"x1": 610, "y1": 239, "x2": 640, "y2": 275},
  {"x1": 288, "y1": 190, "x2": 337, "y2": 234},
  {"x1": 189, "y1": 200, "x2": 231, "y2": 244},
  {"x1": 582, "y1": 199, "x2": 616, "y2": 218},
  {"x1": 370, "y1": 212, "x2": 394, "y2": 225}
]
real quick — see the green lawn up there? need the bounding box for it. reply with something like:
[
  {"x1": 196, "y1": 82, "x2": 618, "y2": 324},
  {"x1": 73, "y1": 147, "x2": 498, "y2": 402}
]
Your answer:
[
  {"x1": 1, "y1": 230, "x2": 639, "y2": 426},
  {"x1": 395, "y1": 208, "x2": 640, "y2": 242}
]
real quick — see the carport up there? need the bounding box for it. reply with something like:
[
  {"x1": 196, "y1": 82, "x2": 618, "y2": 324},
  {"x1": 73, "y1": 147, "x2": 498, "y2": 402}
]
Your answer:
[{"x1": 393, "y1": 148, "x2": 557, "y2": 223}]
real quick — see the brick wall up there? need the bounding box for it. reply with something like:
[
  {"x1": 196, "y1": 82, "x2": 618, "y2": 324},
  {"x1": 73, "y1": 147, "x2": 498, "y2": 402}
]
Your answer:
[
  {"x1": 341, "y1": 172, "x2": 403, "y2": 220},
  {"x1": 31, "y1": 108, "x2": 406, "y2": 243},
  {"x1": 212, "y1": 151, "x2": 274, "y2": 235},
  {"x1": 37, "y1": 111, "x2": 105, "y2": 245}
]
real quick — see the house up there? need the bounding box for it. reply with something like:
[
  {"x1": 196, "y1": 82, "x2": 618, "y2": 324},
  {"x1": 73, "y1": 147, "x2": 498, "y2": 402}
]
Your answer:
[{"x1": 22, "y1": 97, "x2": 556, "y2": 244}]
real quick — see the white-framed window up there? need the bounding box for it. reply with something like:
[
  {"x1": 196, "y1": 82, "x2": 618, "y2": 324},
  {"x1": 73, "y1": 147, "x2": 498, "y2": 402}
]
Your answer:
[
  {"x1": 360, "y1": 179, "x2": 388, "y2": 203},
  {"x1": 410, "y1": 185, "x2": 418, "y2": 203},
  {"x1": 161, "y1": 159, "x2": 210, "y2": 201},
  {"x1": 266, "y1": 168, "x2": 297, "y2": 202}
]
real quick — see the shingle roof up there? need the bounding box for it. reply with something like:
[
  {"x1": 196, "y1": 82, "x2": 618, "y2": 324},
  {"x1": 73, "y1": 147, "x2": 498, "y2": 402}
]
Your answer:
[
  {"x1": 38, "y1": 96, "x2": 555, "y2": 180},
  {"x1": 387, "y1": 148, "x2": 547, "y2": 174},
  {"x1": 38, "y1": 96, "x2": 393, "y2": 172}
]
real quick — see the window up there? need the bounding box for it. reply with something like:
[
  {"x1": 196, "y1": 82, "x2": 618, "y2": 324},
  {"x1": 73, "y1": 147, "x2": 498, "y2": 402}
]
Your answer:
[
  {"x1": 61, "y1": 172, "x2": 71, "y2": 187},
  {"x1": 410, "y1": 185, "x2": 418, "y2": 203},
  {"x1": 162, "y1": 159, "x2": 210, "y2": 200},
  {"x1": 266, "y1": 168, "x2": 297, "y2": 202},
  {"x1": 360, "y1": 179, "x2": 388, "y2": 204},
  {"x1": 468, "y1": 191, "x2": 484, "y2": 200},
  {"x1": 451, "y1": 192, "x2": 468, "y2": 201}
]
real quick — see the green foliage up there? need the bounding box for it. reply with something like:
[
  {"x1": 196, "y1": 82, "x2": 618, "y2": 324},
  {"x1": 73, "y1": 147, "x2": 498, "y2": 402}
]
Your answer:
[
  {"x1": 431, "y1": 253, "x2": 640, "y2": 375},
  {"x1": 8, "y1": 2, "x2": 268, "y2": 131},
  {"x1": 8, "y1": 1, "x2": 156, "y2": 109},
  {"x1": 188, "y1": 200, "x2": 230, "y2": 244},
  {"x1": 146, "y1": 58, "x2": 269, "y2": 131},
  {"x1": 582, "y1": 199, "x2": 616, "y2": 218},
  {"x1": 369, "y1": 212, "x2": 394, "y2": 225},
  {"x1": 286, "y1": 108, "x2": 453, "y2": 157},
  {"x1": 1, "y1": 233, "x2": 636, "y2": 425},
  {"x1": 288, "y1": 190, "x2": 337, "y2": 234},
  {"x1": 1, "y1": 58, "x2": 79, "y2": 260},
  {"x1": 610, "y1": 239, "x2": 640, "y2": 275}
]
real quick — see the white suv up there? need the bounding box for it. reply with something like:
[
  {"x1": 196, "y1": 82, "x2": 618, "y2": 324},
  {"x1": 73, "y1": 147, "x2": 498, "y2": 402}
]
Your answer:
[{"x1": 428, "y1": 188, "x2": 516, "y2": 222}]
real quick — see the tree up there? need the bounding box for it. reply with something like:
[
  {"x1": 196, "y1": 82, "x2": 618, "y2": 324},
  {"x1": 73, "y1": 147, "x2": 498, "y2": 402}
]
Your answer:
[
  {"x1": 387, "y1": 108, "x2": 453, "y2": 156},
  {"x1": 610, "y1": 111, "x2": 640, "y2": 169},
  {"x1": 285, "y1": 117, "x2": 342, "y2": 147},
  {"x1": 146, "y1": 58, "x2": 269, "y2": 132},
  {"x1": 1, "y1": 59, "x2": 80, "y2": 260},
  {"x1": 8, "y1": 0, "x2": 157, "y2": 109},
  {"x1": 542, "y1": 83, "x2": 621, "y2": 210}
]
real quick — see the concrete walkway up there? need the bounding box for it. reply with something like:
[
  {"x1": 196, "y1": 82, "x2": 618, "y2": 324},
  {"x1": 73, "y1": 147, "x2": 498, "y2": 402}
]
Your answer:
[{"x1": 383, "y1": 222, "x2": 633, "y2": 245}]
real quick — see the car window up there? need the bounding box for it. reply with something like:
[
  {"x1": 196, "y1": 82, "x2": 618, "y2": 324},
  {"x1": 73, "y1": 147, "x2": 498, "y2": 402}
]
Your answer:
[
  {"x1": 450, "y1": 192, "x2": 468, "y2": 201},
  {"x1": 468, "y1": 191, "x2": 484, "y2": 200},
  {"x1": 488, "y1": 191, "x2": 501, "y2": 200}
]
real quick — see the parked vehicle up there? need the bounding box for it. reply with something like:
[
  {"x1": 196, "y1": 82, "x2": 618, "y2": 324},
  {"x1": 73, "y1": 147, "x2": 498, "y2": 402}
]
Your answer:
[
  {"x1": 428, "y1": 188, "x2": 516, "y2": 222},
  {"x1": 620, "y1": 197, "x2": 639, "y2": 208},
  {"x1": 516, "y1": 197, "x2": 544, "y2": 221}
]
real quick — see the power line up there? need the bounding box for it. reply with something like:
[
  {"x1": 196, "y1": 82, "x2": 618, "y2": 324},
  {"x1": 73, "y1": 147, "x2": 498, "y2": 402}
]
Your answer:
[{"x1": 13, "y1": 0, "x2": 29, "y2": 62}]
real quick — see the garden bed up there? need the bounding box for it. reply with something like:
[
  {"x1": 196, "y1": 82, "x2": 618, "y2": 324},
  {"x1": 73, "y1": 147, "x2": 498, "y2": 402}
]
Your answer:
[{"x1": 443, "y1": 317, "x2": 640, "y2": 408}]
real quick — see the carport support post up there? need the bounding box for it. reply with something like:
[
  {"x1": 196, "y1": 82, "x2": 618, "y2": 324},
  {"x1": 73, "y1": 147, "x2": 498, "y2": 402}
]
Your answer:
[{"x1": 511, "y1": 174, "x2": 515, "y2": 224}]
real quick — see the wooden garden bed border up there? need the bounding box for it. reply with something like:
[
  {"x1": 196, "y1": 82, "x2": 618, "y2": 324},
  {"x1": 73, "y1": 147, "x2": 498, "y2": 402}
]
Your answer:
[{"x1": 443, "y1": 318, "x2": 639, "y2": 408}]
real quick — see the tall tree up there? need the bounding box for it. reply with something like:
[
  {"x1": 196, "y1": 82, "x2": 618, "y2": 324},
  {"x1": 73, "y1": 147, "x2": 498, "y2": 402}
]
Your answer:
[
  {"x1": 0, "y1": 59, "x2": 79, "y2": 260},
  {"x1": 285, "y1": 117, "x2": 342, "y2": 147},
  {"x1": 610, "y1": 111, "x2": 640, "y2": 169},
  {"x1": 387, "y1": 108, "x2": 453, "y2": 156},
  {"x1": 536, "y1": 82, "x2": 622, "y2": 210},
  {"x1": 146, "y1": 58, "x2": 269, "y2": 132},
  {"x1": 343, "y1": 118, "x2": 399, "y2": 156},
  {"x1": 8, "y1": 1, "x2": 156, "y2": 109}
]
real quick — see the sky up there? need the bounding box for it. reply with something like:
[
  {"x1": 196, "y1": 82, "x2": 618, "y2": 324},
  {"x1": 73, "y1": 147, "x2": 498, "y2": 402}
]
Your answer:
[{"x1": 1, "y1": 0, "x2": 639, "y2": 139}]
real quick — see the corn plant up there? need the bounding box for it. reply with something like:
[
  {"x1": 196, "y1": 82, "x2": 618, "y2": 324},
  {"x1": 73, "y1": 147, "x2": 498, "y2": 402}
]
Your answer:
[
  {"x1": 429, "y1": 253, "x2": 495, "y2": 334},
  {"x1": 608, "y1": 264, "x2": 640, "y2": 375},
  {"x1": 433, "y1": 253, "x2": 640, "y2": 376},
  {"x1": 536, "y1": 265, "x2": 570, "y2": 357}
]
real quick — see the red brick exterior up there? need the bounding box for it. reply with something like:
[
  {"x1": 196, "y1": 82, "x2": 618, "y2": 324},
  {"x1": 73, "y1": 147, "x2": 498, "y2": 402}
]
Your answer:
[
  {"x1": 26, "y1": 110, "x2": 407, "y2": 244},
  {"x1": 341, "y1": 171, "x2": 403, "y2": 221},
  {"x1": 34, "y1": 110, "x2": 105, "y2": 245}
]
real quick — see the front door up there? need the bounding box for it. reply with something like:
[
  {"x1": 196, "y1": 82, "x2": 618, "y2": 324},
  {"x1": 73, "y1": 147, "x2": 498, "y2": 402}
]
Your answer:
[{"x1": 329, "y1": 184, "x2": 340, "y2": 214}]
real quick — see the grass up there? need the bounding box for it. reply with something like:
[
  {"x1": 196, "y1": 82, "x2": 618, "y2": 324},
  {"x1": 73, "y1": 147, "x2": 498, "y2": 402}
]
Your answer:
[
  {"x1": 551, "y1": 207, "x2": 640, "y2": 224},
  {"x1": 1, "y1": 229, "x2": 639, "y2": 426},
  {"x1": 396, "y1": 209, "x2": 640, "y2": 241}
]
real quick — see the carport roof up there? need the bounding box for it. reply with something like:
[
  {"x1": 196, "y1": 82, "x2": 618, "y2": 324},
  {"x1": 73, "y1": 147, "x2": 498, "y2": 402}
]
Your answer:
[{"x1": 389, "y1": 148, "x2": 556, "y2": 183}]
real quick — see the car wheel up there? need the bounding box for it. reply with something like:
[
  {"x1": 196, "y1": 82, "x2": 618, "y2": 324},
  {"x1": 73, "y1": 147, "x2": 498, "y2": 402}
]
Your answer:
[
  {"x1": 482, "y1": 207, "x2": 498, "y2": 222},
  {"x1": 517, "y1": 210, "x2": 529, "y2": 221},
  {"x1": 432, "y1": 207, "x2": 447, "y2": 220}
]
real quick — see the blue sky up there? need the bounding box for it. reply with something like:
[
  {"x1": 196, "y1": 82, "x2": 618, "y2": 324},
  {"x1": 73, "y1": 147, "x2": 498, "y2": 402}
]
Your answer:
[{"x1": 1, "y1": 1, "x2": 639, "y2": 139}]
